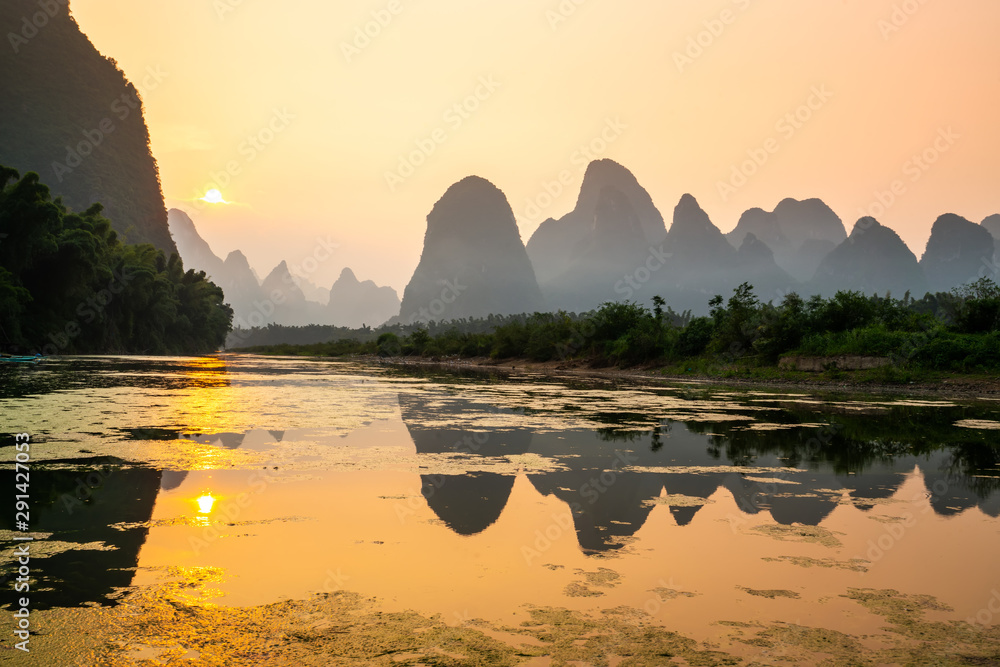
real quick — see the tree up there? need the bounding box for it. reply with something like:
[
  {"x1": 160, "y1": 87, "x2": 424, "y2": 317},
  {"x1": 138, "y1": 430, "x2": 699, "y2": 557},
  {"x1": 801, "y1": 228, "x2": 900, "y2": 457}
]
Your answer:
[{"x1": 0, "y1": 165, "x2": 232, "y2": 354}]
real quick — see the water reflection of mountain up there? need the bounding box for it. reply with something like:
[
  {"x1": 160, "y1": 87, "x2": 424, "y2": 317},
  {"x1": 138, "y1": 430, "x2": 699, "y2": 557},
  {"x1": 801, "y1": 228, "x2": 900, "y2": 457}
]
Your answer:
[
  {"x1": 397, "y1": 390, "x2": 1000, "y2": 552},
  {"x1": 398, "y1": 393, "x2": 532, "y2": 535},
  {"x1": 0, "y1": 458, "x2": 161, "y2": 610}
]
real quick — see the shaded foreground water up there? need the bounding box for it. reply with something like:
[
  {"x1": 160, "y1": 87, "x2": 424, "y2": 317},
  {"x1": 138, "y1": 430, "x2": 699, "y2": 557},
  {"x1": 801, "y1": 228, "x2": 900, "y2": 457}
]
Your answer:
[{"x1": 1, "y1": 355, "x2": 999, "y2": 665}]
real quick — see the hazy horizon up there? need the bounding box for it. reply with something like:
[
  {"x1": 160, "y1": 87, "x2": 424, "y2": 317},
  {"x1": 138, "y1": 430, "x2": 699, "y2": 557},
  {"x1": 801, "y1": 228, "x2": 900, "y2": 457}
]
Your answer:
[{"x1": 70, "y1": 0, "x2": 1000, "y2": 293}]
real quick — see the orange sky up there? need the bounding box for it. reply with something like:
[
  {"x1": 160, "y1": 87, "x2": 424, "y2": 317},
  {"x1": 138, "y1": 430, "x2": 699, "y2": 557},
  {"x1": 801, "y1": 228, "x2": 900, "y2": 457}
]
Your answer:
[{"x1": 70, "y1": 0, "x2": 1000, "y2": 293}]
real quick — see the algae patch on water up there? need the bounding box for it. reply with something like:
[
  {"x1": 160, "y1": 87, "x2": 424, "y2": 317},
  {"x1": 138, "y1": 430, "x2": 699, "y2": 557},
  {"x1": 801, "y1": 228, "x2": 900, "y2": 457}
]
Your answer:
[
  {"x1": 642, "y1": 494, "x2": 715, "y2": 508},
  {"x1": 762, "y1": 555, "x2": 870, "y2": 572},
  {"x1": 720, "y1": 588, "x2": 1000, "y2": 666},
  {"x1": 7, "y1": 576, "x2": 742, "y2": 666},
  {"x1": 738, "y1": 586, "x2": 801, "y2": 600},
  {"x1": 748, "y1": 523, "x2": 844, "y2": 548}
]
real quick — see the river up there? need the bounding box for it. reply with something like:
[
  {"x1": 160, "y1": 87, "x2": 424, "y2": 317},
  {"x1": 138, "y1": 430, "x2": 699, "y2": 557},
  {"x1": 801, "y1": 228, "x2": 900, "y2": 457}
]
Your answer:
[{"x1": 1, "y1": 355, "x2": 999, "y2": 665}]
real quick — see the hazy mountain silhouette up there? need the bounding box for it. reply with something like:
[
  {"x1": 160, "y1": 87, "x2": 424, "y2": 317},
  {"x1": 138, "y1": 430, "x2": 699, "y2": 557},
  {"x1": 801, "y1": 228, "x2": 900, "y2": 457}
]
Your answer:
[
  {"x1": 983, "y1": 214, "x2": 1000, "y2": 241},
  {"x1": 734, "y1": 233, "x2": 798, "y2": 297},
  {"x1": 526, "y1": 160, "x2": 667, "y2": 285},
  {"x1": 540, "y1": 183, "x2": 656, "y2": 311},
  {"x1": 327, "y1": 268, "x2": 400, "y2": 328},
  {"x1": 290, "y1": 271, "x2": 331, "y2": 305},
  {"x1": 653, "y1": 194, "x2": 795, "y2": 310},
  {"x1": 260, "y1": 261, "x2": 330, "y2": 326},
  {"x1": 167, "y1": 209, "x2": 225, "y2": 277},
  {"x1": 727, "y1": 198, "x2": 847, "y2": 282},
  {"x1": 169, "y1": 208, "x2": 395, "y2": 327},
  {"x1": 665, "y1": 194, "x2": 738, "y2": 271},
  {"x1": 920, "y1": 214, "x2": 996, "y2": 292},
  {"x1": 0, "y1": 1, "x2": 174, "y2": 254},
  {"x1": 399, "y1": 176, "x2": 543, "y2": 322},
  {"x1": 810, "y1": 217, "x2": 926, "y2": 297},
  {"x1": 983, "y1": 215, "x2": 1000, "y2": 268},
  {"x1": 220, "y1": 250, "x2": 268, "y2": 323}
]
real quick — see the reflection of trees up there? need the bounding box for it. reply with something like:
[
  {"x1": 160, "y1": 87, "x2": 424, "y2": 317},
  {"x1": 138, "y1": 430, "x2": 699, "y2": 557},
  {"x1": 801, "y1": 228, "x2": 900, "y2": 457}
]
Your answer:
[
  {"x1": 0, "y1": 458, "x2": 161, "y2": 609},
  {"x1": 682, "y1": 402, "x2": 999, "y2": 485},
  {"x1": 946, "y1": 442, "x2": 1000, "y2": 499}
]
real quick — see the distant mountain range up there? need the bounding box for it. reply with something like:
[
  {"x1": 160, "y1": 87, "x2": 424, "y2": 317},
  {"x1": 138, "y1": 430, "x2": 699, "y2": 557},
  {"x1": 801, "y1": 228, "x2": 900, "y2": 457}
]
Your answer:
[
  {"x1": 0, "y1": 0, "x2": 175, "y2": 255},
  {"x1": 8, "y1": 3, "x2": 994, "y2": 336},
  {"x1": 168, "y1": 163, "x2": 999, "y2": 330},
  {"x1": 168, "y1": 209, "x2": 400, "y2": 328},
  {"x1": 402, "y1": 160, "x2": 992, "y2": 320}
]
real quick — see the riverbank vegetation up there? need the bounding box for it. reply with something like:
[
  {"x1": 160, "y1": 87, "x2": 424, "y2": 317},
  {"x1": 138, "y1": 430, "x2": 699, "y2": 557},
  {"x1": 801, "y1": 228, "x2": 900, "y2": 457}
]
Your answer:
[
  {"x1": 0, "y1": 166, "x2": 233, "y2": 355},
  {"x1": 238, "y1": 279, "x2": 1000, "y2": 380}
]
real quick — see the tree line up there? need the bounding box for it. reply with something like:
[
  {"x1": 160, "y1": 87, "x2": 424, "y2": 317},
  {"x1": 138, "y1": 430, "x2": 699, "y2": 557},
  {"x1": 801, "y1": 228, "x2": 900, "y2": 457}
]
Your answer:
[
  {"x1": 0, "y1": 166, "x2": 232, "y2": 355},
  {"x1": 242, "y1": 279, "x2": 1000, "y2": 377}
]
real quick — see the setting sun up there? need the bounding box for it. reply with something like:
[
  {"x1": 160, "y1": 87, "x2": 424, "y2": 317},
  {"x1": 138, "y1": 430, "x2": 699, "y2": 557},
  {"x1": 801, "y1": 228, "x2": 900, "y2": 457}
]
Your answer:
[{"x1": 200, "y1": 189, "x2": 228, "y2": 205}]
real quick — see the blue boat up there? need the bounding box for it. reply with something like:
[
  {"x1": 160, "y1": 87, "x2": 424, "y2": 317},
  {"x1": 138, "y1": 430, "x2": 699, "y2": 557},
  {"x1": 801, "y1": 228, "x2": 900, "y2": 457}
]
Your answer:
[{"x1": 0, "y1": 354, "x2": 45, "y2": 364}]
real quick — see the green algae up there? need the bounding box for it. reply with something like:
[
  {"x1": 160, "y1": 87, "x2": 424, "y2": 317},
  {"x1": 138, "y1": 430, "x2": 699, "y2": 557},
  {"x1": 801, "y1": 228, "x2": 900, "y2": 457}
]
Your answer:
[
  {"x1": 738, "y1": 587, "x2": 801, "y2": 599},
  {"x1": 749, "y1": 523, "x2": 844, "y2": 548},
  {"x1": 761, "y1": 555, "x2": 870, "y2": 572}
]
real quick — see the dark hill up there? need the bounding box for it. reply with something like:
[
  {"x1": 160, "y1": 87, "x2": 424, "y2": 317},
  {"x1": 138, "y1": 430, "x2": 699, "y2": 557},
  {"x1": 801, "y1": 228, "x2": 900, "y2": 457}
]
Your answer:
[
  {"x1": 920, "y1": 214, "x2": 995, "y2": 292},
  {"x1": 727, "y1": 198, "x2": 846, "y2": 281},
  {"x1": 811, "y1": 217, "x2": 926, "y2": 297},
  {"x1": 327, "y1": 268, "x2": 400, "y2": 328},
  {"x1": 399, "y1": 176, "x2": 543, "y2": 322},
  {"x1": 0, "y1": 0, "x2": 174, "y2": 254},
  {"x1": 526, "y1": 160, "x2": 666, "y2": 285}
]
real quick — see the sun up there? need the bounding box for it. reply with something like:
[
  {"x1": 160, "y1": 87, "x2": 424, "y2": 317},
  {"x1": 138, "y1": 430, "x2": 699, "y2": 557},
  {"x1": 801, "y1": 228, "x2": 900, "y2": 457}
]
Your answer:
[
  {"x1": 196, "y1": 493, "x2": 216, "y2": 514},
  {"x1": 200, "y1": 188, "x2": 229, "y2": 204}
]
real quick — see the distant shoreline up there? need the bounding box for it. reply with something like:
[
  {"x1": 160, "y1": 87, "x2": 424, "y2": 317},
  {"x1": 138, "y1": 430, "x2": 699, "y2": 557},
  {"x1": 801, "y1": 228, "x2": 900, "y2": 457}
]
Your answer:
[{"x1": 231, "y1": 352, "x2": 1000, "y2": 399}]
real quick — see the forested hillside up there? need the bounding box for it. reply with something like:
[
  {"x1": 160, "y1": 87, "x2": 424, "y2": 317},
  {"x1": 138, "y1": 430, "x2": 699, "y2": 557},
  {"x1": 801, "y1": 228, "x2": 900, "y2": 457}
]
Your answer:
[
  {"x1": 0, "y1": 167, "x2": 231, "y2": 355},
  {"x1": 0, "y1": 0, "x2": 175, "y2": 254}
]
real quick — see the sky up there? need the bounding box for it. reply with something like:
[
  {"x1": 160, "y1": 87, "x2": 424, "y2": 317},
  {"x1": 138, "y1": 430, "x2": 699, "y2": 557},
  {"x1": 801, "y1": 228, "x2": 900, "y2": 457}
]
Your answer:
[{"x1": 70, "y1": 0, "x2": 1000, "y2": 294}]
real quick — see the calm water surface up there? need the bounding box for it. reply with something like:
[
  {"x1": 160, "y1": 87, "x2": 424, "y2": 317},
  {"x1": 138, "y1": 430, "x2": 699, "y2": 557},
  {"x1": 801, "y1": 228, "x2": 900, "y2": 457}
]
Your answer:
[{"x1": 1, "y1": 355, "x2": 999, "y2": 664}]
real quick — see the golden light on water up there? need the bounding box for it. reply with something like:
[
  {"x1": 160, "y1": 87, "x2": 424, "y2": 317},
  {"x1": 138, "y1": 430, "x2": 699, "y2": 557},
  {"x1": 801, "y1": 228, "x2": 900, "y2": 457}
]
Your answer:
[{"x1": 196, "y1": 494, "x2": 216, "y2": 514}]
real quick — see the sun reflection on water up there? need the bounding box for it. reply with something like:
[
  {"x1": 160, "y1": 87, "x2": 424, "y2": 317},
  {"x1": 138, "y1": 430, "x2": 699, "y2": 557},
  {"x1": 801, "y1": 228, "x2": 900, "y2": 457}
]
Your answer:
[{"x1": 196, "y1": 494, "x2": 216, "y2": 514}]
